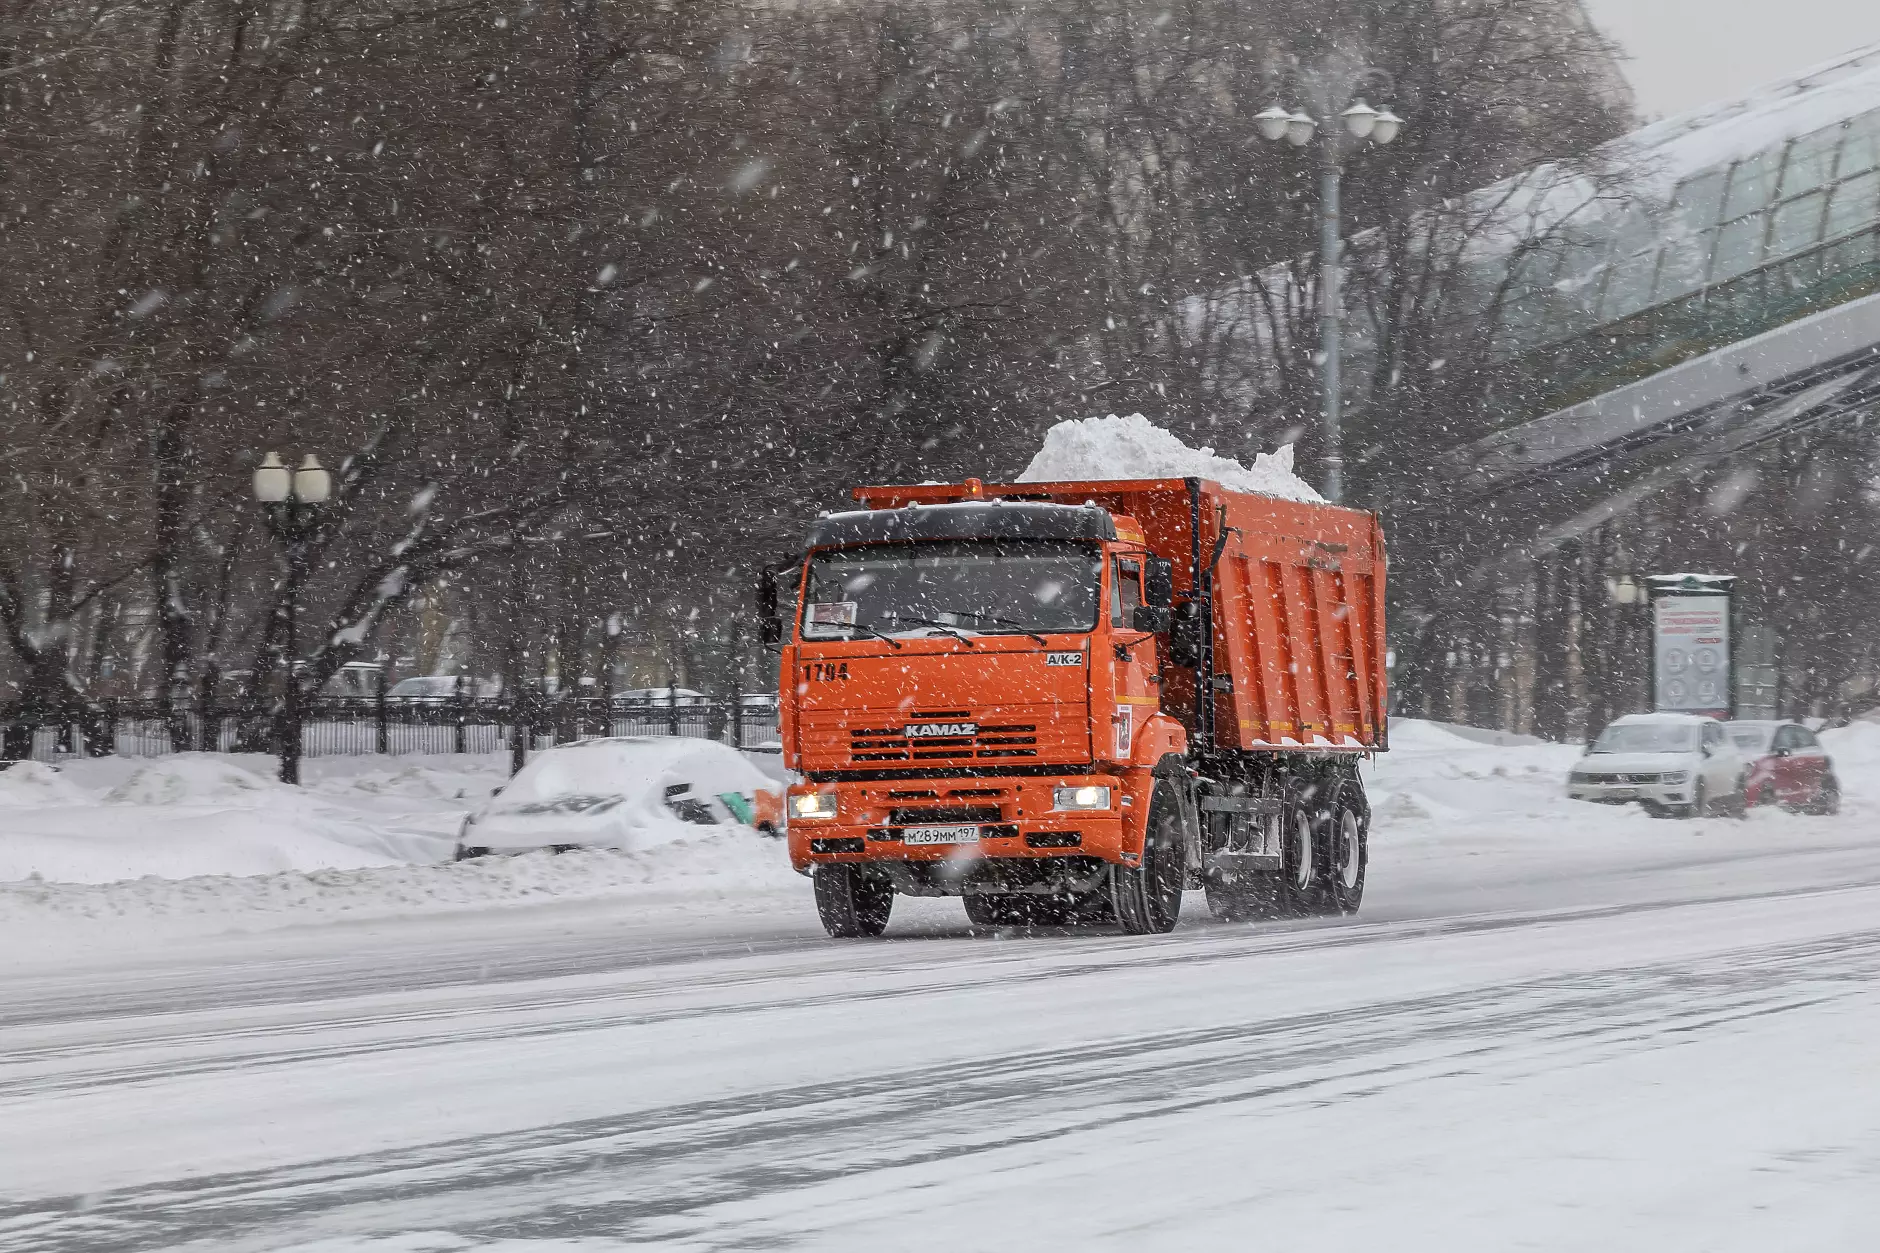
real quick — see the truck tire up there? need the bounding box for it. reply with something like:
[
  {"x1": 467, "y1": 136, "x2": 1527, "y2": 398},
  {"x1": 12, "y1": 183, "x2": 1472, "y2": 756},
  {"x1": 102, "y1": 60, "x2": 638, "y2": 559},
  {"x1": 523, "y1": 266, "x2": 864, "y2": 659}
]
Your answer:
[
  {"x1": 1113, "y1": 781, "x2": 1185, "y2": 934},
  {"x1": 813, "y1": 865, "x2": 893, "y2": 938},
  {"x1": 1325, "y1": 776, "x2": 1368, "y2": 916},
  {"x1": 1279, "y1": 781, "x2": 1332, "y2": 918}
]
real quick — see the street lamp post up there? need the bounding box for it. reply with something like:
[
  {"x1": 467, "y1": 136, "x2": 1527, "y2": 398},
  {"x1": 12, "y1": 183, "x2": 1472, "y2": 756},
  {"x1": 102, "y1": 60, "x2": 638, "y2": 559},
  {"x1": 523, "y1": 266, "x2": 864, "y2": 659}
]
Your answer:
[
  {"x1": 1605, "y1": 572, "x2": 1647, "y2": 721},
  {"x1": 253, "y1": 451, "x2": 333, "y2": 785},
  {"x1": 1256, "y1": 96, "x2": 1406, "y2": 505}
]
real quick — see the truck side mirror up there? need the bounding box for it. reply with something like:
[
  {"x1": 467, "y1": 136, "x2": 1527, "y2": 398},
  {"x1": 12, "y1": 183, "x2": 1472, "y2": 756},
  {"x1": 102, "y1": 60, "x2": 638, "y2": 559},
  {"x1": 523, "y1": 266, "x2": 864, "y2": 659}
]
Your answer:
[
  {"x1": 1131, "y1": 605, "x2": 1172, "y2": 633},
  {"x1": 1169, "y1": 602, "x2": 1204, "y2": 667},
  {"x1": 1143, "y1": 557, "x2": 1174, "y2": 608},
  {"x1": 756, "y1": 566, "x2": 784, "y2": 648}
]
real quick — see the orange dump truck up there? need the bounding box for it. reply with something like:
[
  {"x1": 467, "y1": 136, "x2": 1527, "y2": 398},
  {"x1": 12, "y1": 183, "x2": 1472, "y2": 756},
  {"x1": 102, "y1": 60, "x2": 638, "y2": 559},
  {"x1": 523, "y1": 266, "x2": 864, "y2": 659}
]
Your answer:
[{"x1": 758, "y1": 476, "x2": 1387, "y2": 937}]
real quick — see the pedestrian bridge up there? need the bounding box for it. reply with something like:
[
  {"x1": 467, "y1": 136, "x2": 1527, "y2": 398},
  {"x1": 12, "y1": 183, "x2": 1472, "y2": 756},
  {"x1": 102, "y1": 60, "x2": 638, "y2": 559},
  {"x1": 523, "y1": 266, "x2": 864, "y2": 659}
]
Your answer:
[{"x1": 1421, "y1": 42, "x2": 1880, "y2": 565}]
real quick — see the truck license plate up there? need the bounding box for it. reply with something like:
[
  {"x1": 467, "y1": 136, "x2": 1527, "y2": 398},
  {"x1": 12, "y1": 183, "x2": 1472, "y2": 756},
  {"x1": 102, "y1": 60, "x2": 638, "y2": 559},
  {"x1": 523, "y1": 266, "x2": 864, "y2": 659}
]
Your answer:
[
  {"x1": 902, "y1": 824, "x2": 981, "y2": 846},
  {"x1": 1608, "y1": 788, "x2": 1636, "y2": 799}
]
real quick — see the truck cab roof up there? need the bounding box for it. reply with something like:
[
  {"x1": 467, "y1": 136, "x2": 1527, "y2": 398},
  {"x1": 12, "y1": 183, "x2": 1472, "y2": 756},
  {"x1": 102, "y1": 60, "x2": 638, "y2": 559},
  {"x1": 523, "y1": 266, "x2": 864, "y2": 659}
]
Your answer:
[{"x1": 806, "y1": 501, "x2": 1118, "y2": 549}]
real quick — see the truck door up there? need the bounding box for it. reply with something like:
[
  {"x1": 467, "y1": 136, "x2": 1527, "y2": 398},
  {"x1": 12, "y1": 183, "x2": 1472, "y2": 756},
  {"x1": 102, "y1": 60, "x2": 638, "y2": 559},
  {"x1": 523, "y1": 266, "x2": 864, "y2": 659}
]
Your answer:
[{"x1": 1111, "y1": 556, "x2": 1157, "y2": 758}]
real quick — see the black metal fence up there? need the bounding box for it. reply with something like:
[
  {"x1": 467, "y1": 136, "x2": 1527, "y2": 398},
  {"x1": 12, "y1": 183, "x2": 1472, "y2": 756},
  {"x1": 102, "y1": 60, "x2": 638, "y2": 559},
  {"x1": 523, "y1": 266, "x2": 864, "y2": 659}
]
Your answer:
[{"x1": 0, "y1": 696, "x2": 781, "y2": 763}]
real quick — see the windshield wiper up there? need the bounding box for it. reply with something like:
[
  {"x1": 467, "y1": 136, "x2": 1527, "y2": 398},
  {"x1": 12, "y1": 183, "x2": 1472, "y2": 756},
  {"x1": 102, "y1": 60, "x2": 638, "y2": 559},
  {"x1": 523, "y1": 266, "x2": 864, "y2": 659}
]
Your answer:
[
  {"x1": 933, "y1": 608, "x2": 1049, "y2": 647},
  {"x1": 827, "y1": 623, "x2": 903, "y2": 650},
  {"x1": 890, "y1": 615, "x2": 978, "y2": 646}
]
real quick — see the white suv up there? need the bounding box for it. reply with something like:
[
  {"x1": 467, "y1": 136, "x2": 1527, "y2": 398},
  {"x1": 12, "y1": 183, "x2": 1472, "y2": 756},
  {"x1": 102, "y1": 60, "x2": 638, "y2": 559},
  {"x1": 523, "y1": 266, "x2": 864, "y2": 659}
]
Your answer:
[{"x1": 1568, "y1": 712, "x2": 1748, "y2": 818}]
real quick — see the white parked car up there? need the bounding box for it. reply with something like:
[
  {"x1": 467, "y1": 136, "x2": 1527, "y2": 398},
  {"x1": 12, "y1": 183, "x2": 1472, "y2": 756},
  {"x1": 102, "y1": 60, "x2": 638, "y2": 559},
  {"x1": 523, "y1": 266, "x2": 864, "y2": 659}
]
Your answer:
[
  {"x1": 387, "y1": 675, "x2": 500, "y2": 703},
  {"x1": 454, "y1": 736, "x2": 784, "y2": 859},
  {"x1": 1568, "y1": 712, "x2": 1749, "y2": 818}
]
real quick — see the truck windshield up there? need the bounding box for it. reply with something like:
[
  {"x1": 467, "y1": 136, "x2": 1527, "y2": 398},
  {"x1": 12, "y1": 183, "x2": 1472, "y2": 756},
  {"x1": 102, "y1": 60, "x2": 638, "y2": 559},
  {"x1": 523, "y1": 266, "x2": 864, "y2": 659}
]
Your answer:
[
  {"x1": 1590, "y1": 723, "x2": 1697, "y2": 753},
  {"x1": 802, "y1": 540, "x2": 1101, "y2": 639}
]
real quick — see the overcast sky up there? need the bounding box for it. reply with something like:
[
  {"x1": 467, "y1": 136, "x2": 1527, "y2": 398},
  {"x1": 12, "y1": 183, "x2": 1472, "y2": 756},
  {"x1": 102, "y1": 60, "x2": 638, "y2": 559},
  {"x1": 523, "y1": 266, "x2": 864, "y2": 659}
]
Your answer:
[{"x1": 1582, "y1": 0, "x2": 1880, "y2": 120}]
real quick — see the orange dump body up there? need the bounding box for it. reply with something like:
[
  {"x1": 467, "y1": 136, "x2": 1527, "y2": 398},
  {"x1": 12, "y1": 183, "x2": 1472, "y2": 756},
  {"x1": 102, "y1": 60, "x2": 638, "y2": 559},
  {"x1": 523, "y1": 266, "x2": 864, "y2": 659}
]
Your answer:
[{"x1": 844, "y1": 478, "x2": 1388, "y2": 753}]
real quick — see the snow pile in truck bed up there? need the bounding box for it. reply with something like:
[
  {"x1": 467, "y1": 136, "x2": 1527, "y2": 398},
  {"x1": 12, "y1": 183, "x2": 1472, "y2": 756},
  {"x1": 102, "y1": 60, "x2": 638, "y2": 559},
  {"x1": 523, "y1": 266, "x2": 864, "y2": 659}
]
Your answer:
[{"x1": 1018, "y1": 413, "x2": 1324, "y2": 503}]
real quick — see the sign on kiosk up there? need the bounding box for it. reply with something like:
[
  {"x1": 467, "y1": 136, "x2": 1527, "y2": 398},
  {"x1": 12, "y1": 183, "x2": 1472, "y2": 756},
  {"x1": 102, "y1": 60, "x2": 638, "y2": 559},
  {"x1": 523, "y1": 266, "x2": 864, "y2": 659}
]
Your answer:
[{"x1": 1646, "y1": 574, "x2": 1736, "y2": 719}]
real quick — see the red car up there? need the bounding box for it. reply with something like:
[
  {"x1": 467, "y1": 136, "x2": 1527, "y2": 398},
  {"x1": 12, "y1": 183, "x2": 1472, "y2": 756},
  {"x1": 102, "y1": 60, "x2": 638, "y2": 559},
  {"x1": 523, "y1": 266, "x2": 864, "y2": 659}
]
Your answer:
[{"x1": 1725, "y1": 720, "x2": 1841, "y2": 814}]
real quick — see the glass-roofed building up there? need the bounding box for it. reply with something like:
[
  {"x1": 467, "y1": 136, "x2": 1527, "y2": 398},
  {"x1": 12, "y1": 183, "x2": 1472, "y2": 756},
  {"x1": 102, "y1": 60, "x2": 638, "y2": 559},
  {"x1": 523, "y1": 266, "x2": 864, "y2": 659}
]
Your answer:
[{"x1": 1491, "y1": 42, "x2": 1880, "y2": 421}]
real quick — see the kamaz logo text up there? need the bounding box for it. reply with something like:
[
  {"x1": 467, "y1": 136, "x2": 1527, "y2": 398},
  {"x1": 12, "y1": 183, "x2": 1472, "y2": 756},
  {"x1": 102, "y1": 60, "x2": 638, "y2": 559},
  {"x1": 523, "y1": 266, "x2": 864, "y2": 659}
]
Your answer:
[{"x1": 904, "y1": 722, "x2": 977, "y2": 738}]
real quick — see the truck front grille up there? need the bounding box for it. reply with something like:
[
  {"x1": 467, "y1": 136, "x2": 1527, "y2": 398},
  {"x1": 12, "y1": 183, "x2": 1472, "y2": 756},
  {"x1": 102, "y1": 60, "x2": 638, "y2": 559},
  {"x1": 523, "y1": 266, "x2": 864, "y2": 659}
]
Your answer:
[
  {"x1": 887, "y1": 805, "x2": 1003, "y2": 825},
  {"x1": 849, "y1": 725, "x2": 1039, "y2": 762}
]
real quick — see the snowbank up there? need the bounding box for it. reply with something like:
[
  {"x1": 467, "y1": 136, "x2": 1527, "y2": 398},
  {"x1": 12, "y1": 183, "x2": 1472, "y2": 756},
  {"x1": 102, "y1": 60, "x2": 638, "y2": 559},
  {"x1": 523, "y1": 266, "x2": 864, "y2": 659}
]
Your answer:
[
  {"x1": 0, "y1": 836, "x2": 798, "y2": 944},
  {"x1": 0, "y1": 752, "x2": 503, "y2": 885},
  {"x1": 4, "y1": 718, "x2": 1874, "y2": 947},
  {"x1": 1018, "y1": 413, "x2": 1323, "y2": 503},
  {"x1": 0, "y1": 761, "x2": 92, "y2": 807},
  {"x1": 0, "y1": 743, "x2": 786, "y2": 898}
]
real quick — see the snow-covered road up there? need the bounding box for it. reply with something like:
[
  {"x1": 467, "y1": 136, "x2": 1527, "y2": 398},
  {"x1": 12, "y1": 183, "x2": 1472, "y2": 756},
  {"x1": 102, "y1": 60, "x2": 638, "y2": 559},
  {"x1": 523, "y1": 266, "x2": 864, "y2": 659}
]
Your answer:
[{"x1": 4, "y1": 725, "x2": 1880, "y2": 1251}]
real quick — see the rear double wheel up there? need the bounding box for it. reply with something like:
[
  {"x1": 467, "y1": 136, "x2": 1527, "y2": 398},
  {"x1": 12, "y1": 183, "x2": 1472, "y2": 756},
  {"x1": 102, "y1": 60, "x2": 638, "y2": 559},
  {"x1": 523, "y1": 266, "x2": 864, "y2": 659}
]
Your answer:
[
  {"x1": 1279, "y1": 788, "x2": 1327, "y2": 917},
  {"x1": 1323, "y1": 778, "x2": 1368, "y2": 915},
  {"x1": 1281, "y1": 773, "x2": 1365, "y2": 917},
  {"x1": 1113, "y1": 781, "x2": 1185, "y2": 934},
  {"x1": 813, "y1": 864, "x2": 893, "y2": 938}
]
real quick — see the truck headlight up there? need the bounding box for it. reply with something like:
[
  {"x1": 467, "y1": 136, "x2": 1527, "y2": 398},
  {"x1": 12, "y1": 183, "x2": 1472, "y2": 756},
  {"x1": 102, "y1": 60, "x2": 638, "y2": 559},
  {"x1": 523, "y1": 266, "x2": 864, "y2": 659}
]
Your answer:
[
  {"x1": 791, "y1": 791, "x2": 839, "y2": 820},
  {"x1": 1662, "y1": 771, "x2": 1689, "y2": 785},
  {"x1": 1053, "y1": 785, "x2": 1112, "y2": 811}
]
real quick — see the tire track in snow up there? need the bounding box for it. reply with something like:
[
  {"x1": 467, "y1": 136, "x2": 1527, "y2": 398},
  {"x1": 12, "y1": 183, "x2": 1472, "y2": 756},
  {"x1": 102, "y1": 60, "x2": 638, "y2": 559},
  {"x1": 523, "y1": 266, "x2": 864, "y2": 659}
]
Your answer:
[{"x1": 7, "y1": 875, "x2": 1880, "y2": 1103}]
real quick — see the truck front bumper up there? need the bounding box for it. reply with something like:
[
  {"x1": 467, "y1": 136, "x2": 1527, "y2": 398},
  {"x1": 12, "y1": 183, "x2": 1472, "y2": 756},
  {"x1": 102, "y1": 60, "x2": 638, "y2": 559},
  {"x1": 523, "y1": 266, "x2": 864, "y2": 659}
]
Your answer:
[{"x1": 787, "y1": 772, "x2": 1139, "y2": 874}]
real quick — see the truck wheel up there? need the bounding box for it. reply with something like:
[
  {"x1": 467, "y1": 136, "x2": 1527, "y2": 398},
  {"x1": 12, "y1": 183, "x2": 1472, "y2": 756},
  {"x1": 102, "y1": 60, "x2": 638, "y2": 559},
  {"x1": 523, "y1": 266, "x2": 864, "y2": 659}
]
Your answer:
[
  {"x1": 813, "y1": 865, "x2": 893, "y2": 938},
  {"x1": 1279, "y1": 783, "x2": 1333, "y2": 917},
  {"x1": 1113, "y1": 781, "x2": 1185, "y2": 935},
  {"x1": 1325, "y1": 781, "x2": 1368, "y2": 915}
]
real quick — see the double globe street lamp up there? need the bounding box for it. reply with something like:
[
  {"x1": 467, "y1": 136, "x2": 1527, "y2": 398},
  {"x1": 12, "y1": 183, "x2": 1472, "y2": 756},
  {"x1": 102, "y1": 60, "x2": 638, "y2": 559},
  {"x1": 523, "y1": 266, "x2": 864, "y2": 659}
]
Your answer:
[
  {"x1": 1255, "y1": 97, "x2": 1406, "y2": 505},
  {"x1": 253, "y1": 451, "x2": 333, "y2": 784}
]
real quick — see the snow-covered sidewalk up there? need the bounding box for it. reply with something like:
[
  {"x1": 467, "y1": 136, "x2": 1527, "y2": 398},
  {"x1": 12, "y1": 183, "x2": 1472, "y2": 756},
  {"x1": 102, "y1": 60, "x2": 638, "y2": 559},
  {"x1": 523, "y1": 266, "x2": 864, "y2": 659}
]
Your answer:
[{"x1": 5, "y1": 720, "x2": 1880, "y2": 954}]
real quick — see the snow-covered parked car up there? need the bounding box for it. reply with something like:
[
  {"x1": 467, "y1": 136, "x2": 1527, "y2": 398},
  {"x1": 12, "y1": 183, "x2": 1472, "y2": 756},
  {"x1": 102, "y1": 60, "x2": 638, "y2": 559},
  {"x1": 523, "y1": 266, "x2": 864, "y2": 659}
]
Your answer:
[
  {"x1": 611, "y1": 686, "x2": 709, "y2": 707},
  {"x1": 454, "y1": 736, "x2": 784, "y2": 859},
  {"x1": 1726, "y1": 720, "x2": 1841, "y2": 814},
  {"x1": 1568, "y1": 712, "x2": 1748, "y2": 818}
]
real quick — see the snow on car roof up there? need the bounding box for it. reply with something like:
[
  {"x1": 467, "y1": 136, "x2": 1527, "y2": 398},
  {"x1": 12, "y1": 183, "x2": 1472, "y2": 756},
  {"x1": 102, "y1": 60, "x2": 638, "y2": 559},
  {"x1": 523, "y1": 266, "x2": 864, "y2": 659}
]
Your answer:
[
  {"x1": 501, "y1": 737, "x2": 773, "y2": 806},
  {"x1": 1608, "y1": 711, "x2": 1716, "y2": 724}
]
